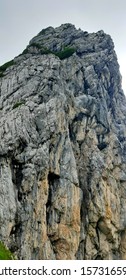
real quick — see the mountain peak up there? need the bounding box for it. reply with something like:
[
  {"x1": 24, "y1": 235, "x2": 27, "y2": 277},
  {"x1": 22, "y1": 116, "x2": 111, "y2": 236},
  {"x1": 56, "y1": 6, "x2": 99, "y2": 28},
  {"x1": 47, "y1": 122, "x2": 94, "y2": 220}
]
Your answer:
[
  {"x1": 0, "y1": 24, "x2": 126, "y2": 260},
  {"x1": 26, "y1": 23, "x2": 113, "y2": 58}
]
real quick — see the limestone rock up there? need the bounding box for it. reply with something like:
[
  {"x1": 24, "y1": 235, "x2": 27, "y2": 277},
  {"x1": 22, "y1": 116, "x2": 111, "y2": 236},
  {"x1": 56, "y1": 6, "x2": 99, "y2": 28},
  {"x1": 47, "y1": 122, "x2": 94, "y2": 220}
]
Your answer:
[{"x1": 0, "y1": 23, "x2": 126, "y2": 259}]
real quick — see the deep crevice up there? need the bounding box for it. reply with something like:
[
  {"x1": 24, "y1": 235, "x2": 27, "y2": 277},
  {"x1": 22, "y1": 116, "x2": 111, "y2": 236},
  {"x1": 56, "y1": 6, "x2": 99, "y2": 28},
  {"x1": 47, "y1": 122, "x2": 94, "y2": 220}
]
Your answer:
[
  {"x1": 97, "y1": 142, "x2": 108, "y2": 150},
  {"x1": 11, "y1": 159, "x2": 23, "y2": 188},
  {"x1": 48, "y1": 172, "x2": 60, "y2": 183}
]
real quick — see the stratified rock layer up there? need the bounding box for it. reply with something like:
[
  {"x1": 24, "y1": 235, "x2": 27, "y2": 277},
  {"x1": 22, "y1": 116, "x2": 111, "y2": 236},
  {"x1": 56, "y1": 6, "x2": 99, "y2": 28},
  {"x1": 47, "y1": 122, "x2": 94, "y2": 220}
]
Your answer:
[{"x1": 0, "y1": 24, "x2": 126, "y2": 259}]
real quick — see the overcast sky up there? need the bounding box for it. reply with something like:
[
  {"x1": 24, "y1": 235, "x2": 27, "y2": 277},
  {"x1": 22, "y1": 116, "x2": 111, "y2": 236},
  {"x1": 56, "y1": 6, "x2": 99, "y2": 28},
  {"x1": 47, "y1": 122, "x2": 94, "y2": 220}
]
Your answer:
[{"x1": 0, "y1": 0, "x2": 126, "y2": 93}]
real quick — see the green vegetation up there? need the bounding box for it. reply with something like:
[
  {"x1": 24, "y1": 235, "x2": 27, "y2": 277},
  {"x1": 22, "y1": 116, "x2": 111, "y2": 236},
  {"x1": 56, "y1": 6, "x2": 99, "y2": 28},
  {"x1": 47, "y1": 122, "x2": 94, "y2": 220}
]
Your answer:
[
  {"x1": 22, "y1": 48, "x2": 29, "y2": 55},
  {"x1": 0, "y1": 72, "x2": 4, "y2": 78},
  {"x1": 12, "y1": 101, "x2": 25, "y2": 109},
  {"x1": 0, "y1": 241, "x2": 15, "y2": 260},
  {"x1": 22, "y1": 42, "x2": 76, "y2": 60},
  {"x1": 40, "y1": 46, "x2": 76, "y2": 59},
  {"x1": 22, "y1": 44, "x2": 52, "y2": 56},
  {"x1": 22, "y1": 43, "x2": 42, "y2": 55},
  {"x1": 0, "y1": 45, "x2": 76, "y2": 78},
  {"x1": 38, "y1": 27, "x2": 52, "y2": 35},
  {"x1": 0, "y1": 59, "x2": 15, "y2": 78},
  {"x1": 55, "y1": 47, "x2": 76, "y2": 60},
  {"x1": 30, "y1": 42, "x2": 42, "y2": 49},
  {"x1": 40, "y1": 47, "x2": 52, "y2": 55},
  {"x1": 0, "y1": 59, "x2": 14, "y2": 73}
]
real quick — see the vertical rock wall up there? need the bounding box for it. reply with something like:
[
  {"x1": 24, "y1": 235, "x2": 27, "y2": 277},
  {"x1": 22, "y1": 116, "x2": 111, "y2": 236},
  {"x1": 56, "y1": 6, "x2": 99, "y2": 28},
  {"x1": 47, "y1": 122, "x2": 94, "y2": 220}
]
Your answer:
[{"x1": 0, "y1": 24, "x2": 126, "y2": 259}]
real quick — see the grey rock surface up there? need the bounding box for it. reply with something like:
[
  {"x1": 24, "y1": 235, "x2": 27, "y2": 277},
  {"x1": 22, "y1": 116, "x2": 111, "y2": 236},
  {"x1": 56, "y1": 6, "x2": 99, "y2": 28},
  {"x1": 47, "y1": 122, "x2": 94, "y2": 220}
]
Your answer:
[{"x1": 0, "y1": 23, "x2": 126, "y2": 259}]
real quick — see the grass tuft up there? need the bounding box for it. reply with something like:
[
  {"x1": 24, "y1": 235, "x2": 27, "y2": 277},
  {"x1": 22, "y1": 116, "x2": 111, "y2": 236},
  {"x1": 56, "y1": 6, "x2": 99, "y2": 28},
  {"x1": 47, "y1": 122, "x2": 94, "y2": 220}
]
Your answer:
[
  {"x1": 0, "y1": 60, "x2": 14, "y2": 73},
  {"x1": 0, "y1": 241, "x2": 15, "y2": 260},
  {"x1": 55, "y1": 47, "x2": 76, "y2": 60}
]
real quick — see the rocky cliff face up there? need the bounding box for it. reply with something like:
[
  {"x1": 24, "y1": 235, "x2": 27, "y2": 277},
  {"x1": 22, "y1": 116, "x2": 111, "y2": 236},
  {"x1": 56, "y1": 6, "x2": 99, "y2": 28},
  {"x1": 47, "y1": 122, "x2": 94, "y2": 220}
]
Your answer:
[{"x1": 0, "y1": 23, "x2": 126, "y2": 260}]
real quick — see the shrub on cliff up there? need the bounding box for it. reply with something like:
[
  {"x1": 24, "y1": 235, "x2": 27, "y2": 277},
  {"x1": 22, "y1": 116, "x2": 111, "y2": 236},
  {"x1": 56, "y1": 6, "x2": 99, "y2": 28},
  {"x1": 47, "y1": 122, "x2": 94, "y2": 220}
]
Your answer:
[
  {"x1": 0, "y1": 60, "x2": 14, "y2": 73},
  {"x1": 55, "y1": 47, "x2": 76, "y2": 59},
  {"x1": 0, "y1": 241, "x2": 15, "y2": 260}
]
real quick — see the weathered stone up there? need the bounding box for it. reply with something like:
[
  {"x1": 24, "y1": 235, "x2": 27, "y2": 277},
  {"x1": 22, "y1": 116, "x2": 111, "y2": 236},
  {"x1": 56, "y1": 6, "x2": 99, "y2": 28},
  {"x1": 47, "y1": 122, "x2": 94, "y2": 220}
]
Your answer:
[{"x1": 0, "y1": 23, "x2": 126, "y2": 259}]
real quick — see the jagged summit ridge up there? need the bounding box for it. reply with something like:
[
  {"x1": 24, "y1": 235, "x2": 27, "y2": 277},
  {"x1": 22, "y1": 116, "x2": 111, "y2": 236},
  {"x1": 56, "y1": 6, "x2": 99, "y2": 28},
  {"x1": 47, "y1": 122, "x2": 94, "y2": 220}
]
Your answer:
[
  {"x1": 0, "y1": 24, "x2": 126, "y2": 260},
  {"x1": 29, "y1": 23, "x2": 114, "y2": 56}
]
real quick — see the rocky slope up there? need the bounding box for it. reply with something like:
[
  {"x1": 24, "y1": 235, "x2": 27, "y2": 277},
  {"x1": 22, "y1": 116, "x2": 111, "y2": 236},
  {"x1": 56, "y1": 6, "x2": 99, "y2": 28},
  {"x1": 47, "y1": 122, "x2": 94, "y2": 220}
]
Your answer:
[{"x1": 0, "y1": 23, "x2": 126, "y2": 259}]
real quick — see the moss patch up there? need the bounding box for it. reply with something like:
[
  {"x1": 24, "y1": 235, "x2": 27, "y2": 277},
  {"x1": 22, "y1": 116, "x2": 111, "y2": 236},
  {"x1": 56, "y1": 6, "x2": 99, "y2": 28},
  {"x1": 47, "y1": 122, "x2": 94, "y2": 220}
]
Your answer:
[
  {"x1": 54, "y1": 47, "x2": 76, "y2": 60},
  {"x1": 40, "y1": 46, "x2": 76, "y2": 59},
  {"x1": 0, "y1": 241, "x2": 15, "y2": 260}
]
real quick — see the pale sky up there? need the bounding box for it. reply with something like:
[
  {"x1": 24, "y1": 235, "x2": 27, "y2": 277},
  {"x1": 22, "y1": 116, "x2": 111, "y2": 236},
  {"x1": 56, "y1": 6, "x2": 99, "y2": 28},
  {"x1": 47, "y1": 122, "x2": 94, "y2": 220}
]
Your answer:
[{"x1": 0, "y1": 0, "x2": 126, "y2": 93}]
